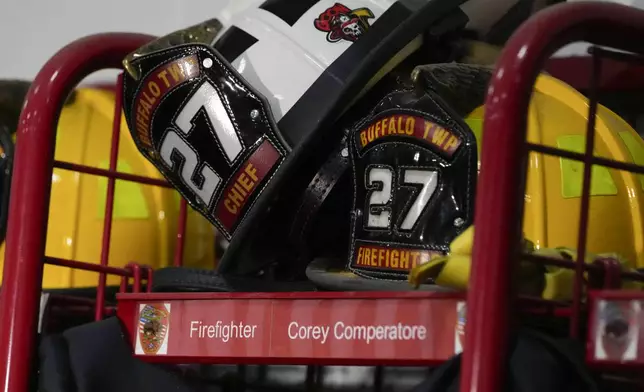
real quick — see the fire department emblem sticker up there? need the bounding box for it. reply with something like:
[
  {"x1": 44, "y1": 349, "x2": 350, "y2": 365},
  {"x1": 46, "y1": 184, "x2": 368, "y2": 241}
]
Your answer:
[
  {"x1": 135, "y1": 303, "x2": 171, "y2": 355},
  {"x1": 314, "y1": 3, "x2": 374, "y2": 43},
  {"x1": 594, "y1": 300, "x2": 639, "y2": 361}
]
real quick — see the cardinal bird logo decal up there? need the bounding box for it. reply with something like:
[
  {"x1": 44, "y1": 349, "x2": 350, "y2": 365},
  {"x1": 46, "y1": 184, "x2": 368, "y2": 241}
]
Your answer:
[{"x1": 314, "y1": 3, "x2": 375, "y2": 43}]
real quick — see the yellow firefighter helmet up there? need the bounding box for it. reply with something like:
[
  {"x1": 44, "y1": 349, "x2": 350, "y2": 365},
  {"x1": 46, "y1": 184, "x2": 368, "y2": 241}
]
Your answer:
[
  {"x1": 0, "y1": 87, "x2": 216, "y2": 288},
  {"x1": 410, "y1": 72, "x2": 644, "y2": 298},
  {"x1": 466, "y1": 74, "x2": 644, "y2": 269}
]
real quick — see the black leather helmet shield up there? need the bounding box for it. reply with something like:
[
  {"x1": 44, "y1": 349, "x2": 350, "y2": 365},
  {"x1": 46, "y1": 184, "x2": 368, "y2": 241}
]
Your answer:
[
  {"x1": 122, "y1": 45, "x2": 289, "y2": 240},
  {"x1": 349, "y1": 106, "x2": 476, "y2": 279},
  {"x1": 306, "y1": 64, "x2": 485, "y2": 290}
]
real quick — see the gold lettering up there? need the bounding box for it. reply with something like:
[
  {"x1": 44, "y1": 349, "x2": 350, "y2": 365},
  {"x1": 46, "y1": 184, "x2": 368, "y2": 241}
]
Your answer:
[
  {"x1": 356, "y1": 247, "x2": 364, "y2": 265},
  {"x1": 400, "y1": 251, "x2": 409, "y2": 270},
  {"x1": 224, "y1": 199, "x2": 238, "y2": 214},
  {"x1": 140, "y1": 98, "x2": 153, "y2": 113},
  {"x1": 157, "y1": 70, "x2": 170, "y2": 87},
  {"x1": 360, "y1": 131, "x2": 367, "y2": 147},
  {"x1": 238, "y1": 173, "x2": 254, "y2": 192},
  {"x1": 148, "y1": 81, "x2": 161, "y2": 97},
  {"x1": 444, "y1": 135, "x2": 459, "y2": 151},
  {"x1": 350, "y1": 247, "x2": 437, "y2": 271},
  {"x1": 228, "y1": 187, "x2": 244, "y2": 207},
  {"x1": 221, "y1": 163, "x2": 261, "y2": 217},
  {"x1": 390, "y1": 250, "x2": 399, "y2": 268},
  {"x1": 388, "y1": 117, "x2": 396, "y2": 134},
  {"x1": 405, "y1": 117, "x2": 415, "y2": 135},
  {"x1": 168, "y1": 63, "x2": 182, "y2": 82},
  {"x1": 432, "y1": 128, "x2": 449, "y2": 146},
  {"x1": 233, "y1": 182, "x2": 248, "y2": 197},
  {"x1": 245, "y1": 163, "x2": 258, "y2": 182},
  {"x1": 142, "y1": 92, "x2": 156, "y2": 106},
  {"x1": 136, "y1": 113, "x2": 148, "y2": 130},
  {"x1": 137, "y1": 102, "x2": 150, "y2": 118}
]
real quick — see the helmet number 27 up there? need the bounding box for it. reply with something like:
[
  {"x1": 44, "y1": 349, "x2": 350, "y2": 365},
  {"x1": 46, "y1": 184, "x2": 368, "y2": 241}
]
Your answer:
[
  {"x1": 159, "y1": 80, "x2": 244, "y2": 210},
  {"x1": 365, "y1": 167, "x2": 438, "y2": 231}
]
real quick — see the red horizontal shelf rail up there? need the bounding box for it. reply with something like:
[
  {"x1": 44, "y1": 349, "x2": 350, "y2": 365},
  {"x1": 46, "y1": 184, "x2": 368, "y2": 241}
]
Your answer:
[{"x1": 117, "y1": 291, "x2": 466, "y2": 366}]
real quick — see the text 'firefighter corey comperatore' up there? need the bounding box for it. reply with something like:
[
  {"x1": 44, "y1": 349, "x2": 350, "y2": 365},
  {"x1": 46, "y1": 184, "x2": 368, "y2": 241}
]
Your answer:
[{"x1": 120, "y1": 0, "x2": 644, "y2": 296}]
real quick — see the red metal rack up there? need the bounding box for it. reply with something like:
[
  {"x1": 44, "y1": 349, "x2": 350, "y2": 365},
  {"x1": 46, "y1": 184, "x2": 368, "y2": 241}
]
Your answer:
[
  {"x1": 2, "y1": 2, "x2": 644, "y2": 392},
  {"x1": 0, "y1": 33, "x2": 158, "y2": 392}
]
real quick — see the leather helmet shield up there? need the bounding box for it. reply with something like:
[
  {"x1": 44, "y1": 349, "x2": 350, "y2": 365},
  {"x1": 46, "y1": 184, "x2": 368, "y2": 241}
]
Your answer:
[
  {"x1": 347, "y1": 89, "x2": 477, "y2": 281},
  {"x1": 122, "y1": 44, "x2": 288, "y2": 241}
]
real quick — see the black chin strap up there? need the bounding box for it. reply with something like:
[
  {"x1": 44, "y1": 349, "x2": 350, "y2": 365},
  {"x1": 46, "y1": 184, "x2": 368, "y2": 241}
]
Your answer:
[{"x1": 288, "y1": 136, "x2": 351, "y2": 259}]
